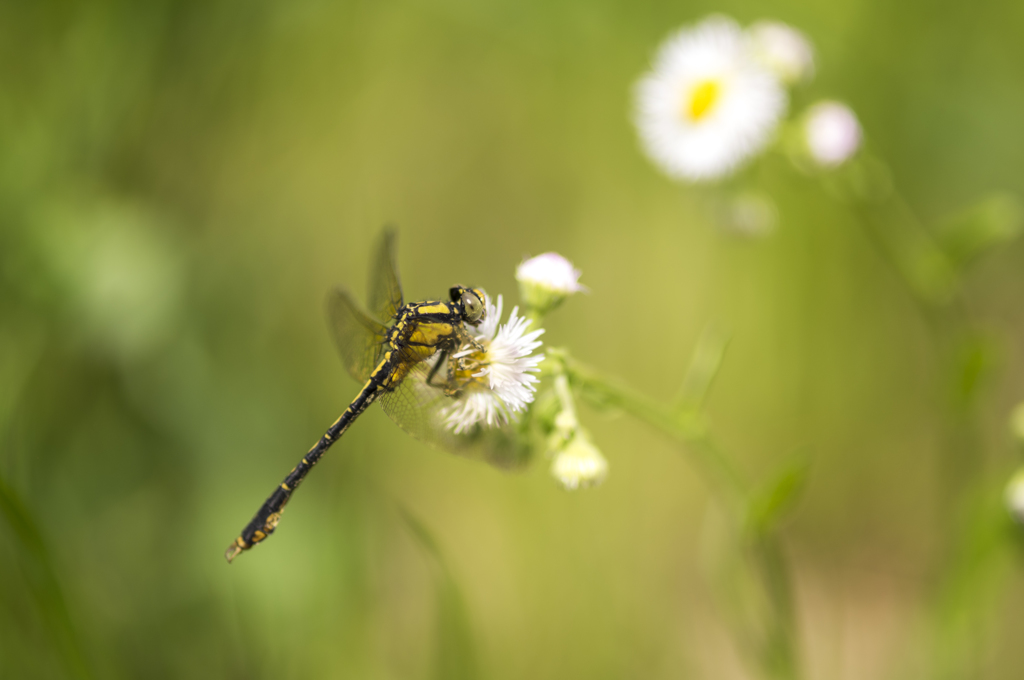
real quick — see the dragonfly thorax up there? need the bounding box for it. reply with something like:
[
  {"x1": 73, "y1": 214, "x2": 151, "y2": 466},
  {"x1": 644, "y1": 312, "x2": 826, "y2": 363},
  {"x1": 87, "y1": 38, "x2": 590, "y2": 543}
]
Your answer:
[{"x1": 387, "y1": 301, "x2": 464, "y2": 357}]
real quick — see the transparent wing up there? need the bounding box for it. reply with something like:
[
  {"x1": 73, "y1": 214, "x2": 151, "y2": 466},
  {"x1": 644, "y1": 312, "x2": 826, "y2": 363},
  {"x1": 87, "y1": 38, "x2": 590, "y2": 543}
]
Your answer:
[
  {"x1": 376, "y1": 351, "x2": 533, "y2": 470},
  {"x1": 325, "y1": 287, "x2": 389, "y2": 383},
  {"x1": 368, "y1": 227, "x2": 405, "y2": 324}
]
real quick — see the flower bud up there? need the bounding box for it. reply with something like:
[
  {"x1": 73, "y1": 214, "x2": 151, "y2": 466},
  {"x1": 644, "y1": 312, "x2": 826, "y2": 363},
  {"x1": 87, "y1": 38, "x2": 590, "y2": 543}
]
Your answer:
[
  {"x1": 550, "y1": 434, "x2": 608, "y2": 491},
  {"x1": 516, "y1": 253, "x2": 586, "y2": 316},
  {"x1": 553, "y1": 408, "x2": 578, "y2": 440},
  {"x1": 803, "y1": 101, "x2": 862, "y2": 167},
  {"x1": 748, "y1": 21, "x2": 815, "y2": 85}
]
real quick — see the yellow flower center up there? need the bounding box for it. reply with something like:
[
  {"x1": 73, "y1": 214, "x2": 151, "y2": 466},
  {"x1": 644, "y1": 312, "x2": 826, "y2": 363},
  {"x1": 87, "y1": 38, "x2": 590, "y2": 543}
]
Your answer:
[{"x1": 685, "y1": 80, "x2": 721, "y2": 121}]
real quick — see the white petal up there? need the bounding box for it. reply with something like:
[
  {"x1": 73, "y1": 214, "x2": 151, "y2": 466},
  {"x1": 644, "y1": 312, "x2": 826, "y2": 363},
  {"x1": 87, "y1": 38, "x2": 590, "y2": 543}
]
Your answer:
[{"x1": 443, "y1": 296, "x2": 545, "y2": 433}]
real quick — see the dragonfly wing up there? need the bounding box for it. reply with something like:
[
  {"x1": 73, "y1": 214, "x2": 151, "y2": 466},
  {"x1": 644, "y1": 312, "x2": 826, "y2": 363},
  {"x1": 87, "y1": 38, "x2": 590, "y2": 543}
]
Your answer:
[
  {"x1": 377, "y1": 356, "x2": 533, "y2": 470},
  {"x1": 376, "y1": 358, "x2": 460, "y2": 450},
  {"x1": 325, "y1": 287, "x2": 389, "y2": 383},
  {"x1": 368, "y1": 227, "x2": 405, "y2": 324}
]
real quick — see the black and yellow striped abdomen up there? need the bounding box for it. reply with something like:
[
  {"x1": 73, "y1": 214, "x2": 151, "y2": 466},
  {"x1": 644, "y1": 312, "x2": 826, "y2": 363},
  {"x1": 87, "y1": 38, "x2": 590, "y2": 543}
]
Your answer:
[{"x1": 224, "y1": 356, "x2": 394, "y2": 562}]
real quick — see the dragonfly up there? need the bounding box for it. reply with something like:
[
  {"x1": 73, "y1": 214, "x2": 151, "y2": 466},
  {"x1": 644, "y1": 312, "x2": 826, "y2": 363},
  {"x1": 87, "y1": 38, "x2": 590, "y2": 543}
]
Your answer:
[{"x1": 225, "y1": 229, "x2": 491, "y2": 562}]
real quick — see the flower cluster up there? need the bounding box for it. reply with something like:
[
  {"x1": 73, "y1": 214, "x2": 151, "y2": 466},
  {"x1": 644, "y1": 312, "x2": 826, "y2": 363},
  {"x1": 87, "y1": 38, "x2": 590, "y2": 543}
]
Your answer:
[
  {"x1": 634, "y1": 15, "x2": 862, "y2": 183},
  {"x1": 442, "y1": 253, "x2": 604, "y2": 490}
]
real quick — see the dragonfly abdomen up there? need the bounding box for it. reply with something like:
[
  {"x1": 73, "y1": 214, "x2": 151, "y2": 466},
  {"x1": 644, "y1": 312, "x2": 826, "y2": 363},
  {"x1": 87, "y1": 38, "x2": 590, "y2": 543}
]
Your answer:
[{"x1": 224, "y1": 372, "x2": 384, "y2": 562}]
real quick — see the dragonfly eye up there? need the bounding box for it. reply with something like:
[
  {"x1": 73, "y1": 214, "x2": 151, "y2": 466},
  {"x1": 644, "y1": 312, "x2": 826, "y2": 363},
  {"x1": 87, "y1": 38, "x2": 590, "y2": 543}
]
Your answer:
[{"x1": 461, "y1": 289, "x2": 485, "y2": 324}]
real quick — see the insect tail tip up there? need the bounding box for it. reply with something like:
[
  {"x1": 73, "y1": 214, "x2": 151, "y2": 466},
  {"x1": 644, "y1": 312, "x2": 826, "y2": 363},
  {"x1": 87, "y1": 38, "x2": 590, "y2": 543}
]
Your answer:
[{"x1": 225, "y1": 540, "x2": 245, "y2": 563}]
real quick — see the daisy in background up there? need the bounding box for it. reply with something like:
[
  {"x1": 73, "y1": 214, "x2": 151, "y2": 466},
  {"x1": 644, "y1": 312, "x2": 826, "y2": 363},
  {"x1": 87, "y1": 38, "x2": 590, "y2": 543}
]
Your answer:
[
  {"x1": 634, "y1": 15, "x2": 787, "y2": 182},
  {"x1": 440, "y1": 295, "x2": 545, "y2": 434}
]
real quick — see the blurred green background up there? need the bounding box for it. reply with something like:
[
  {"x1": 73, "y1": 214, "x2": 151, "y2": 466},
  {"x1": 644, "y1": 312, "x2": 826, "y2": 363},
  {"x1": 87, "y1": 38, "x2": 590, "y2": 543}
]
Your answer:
[{"x1": 3, "y1": 1, "x2": 1024, "y2": 678}]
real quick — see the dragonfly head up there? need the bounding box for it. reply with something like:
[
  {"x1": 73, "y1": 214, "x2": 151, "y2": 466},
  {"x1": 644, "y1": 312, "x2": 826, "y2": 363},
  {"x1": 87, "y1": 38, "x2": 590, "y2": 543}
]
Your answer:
[{"x1": 450, "y1": 286, "x2": 487, "y2": 326}]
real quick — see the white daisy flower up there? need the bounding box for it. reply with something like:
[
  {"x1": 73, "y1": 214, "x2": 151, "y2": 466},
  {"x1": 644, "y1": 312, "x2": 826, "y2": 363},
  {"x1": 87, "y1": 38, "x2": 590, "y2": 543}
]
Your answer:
[
  {"x1": 748, "y1": 20, "x2": 815, "y2": 85},
  {"x1": 441, "y1": 295, "x2": 545, "y2": 434},
  {"x1": 516, "y1": 252, "x2": 587, "y2": 314},
  {"x1": 551, "y1": 434, "x2": 608, "y2": 490},
  {"x1": 1006, "y1": 468, "x2": 1024, "y2": 524},
  {"x1": 803, "y1": 101, "x2": 862, "y2": 167},
  {"x1": 634, "y1": 15, "x2": 788, "y2": 182}
]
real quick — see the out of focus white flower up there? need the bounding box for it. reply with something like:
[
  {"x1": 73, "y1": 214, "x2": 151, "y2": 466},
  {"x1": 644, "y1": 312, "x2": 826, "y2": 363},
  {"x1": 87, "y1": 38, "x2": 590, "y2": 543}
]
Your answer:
[
  {"x1": 516, "y1": 253, "x2": 585, "y2": 295},
  {"x1": 634, "y1": 15, "x2": 787, "y2": 182},
  {"x1": 1005, "y1": 467, "x2": 1024, "y2": 524},
  {"x1": 516, "y1": 252, "x2": 586, "y2": 314},
  {"x1": 551, "y1": 433, "x2": 608, "y2": 490},
  {"x1": 441, "y1": 295, "x2": 545, "y2": 434},
  {"x1": 717, "y1": 191, "x2": 778, "y2": 237},
  {"x1": 804, "y1": 101, "x2": 862, "y2": 167},
  {"x1": 748, "y1": 20, "x2": 815, "y2": 85}
]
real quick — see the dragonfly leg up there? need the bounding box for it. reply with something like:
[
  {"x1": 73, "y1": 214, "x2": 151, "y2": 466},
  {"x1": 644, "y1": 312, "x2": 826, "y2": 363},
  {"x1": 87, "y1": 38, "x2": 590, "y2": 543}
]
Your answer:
[
  {"x1": 444, "y1": 349, "x2": 480, "y2": 397},
  {"x1": 425, "y1": 349, "x2": 449, "y2": 388},
  {"x1": 452, "y1": 325, "x2": 485, "y2": 355}
]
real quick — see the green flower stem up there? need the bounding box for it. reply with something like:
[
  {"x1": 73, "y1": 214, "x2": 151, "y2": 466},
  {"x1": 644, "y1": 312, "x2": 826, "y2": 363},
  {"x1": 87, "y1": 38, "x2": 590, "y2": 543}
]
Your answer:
[
  {"x1": 545, "y1": 348, "x2": 799, "y2": 680},
  {"x1": 554, "y1": 350, "x2": 746, "y2": 516},
  {"x1": 524, "y1": 307, "x2": 546, "y2": 330},
  {"x1": 552, "y1": 373, "x2": 578, "y2": 427}
]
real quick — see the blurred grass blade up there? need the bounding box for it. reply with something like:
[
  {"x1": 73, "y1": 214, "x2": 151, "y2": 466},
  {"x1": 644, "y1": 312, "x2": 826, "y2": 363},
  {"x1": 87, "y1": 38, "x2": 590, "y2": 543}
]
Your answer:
[
  {"x1": 749, "y1": 534, "x2": 800, "y2": 680},
  {"x1": 745, "y1": 453, "x2": 811, "y2": 537},
  {"x1": 952, "y1": 332, "x2": 998, "y2": 410},
  {"x1": 0, "y1": 472, "x2": 91, "y2": 680},
  {"x1": 400, "y1": 507, "x2": 479, "y2": 680},
  {"x1": 674, "y1": 324, "x2": 730, "y2": 415},
  {"x1": 931, "y1": 478, "x2": 1017, "y2": 679}
]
